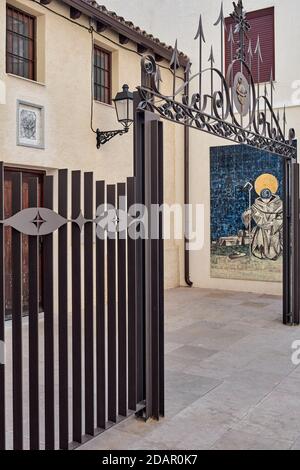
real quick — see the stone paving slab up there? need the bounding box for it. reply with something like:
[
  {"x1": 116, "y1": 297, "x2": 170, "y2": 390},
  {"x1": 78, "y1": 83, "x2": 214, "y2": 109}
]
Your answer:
[
  {"x1": 211, "y1": 429, "x2": 293, "y2": 450},
  {"x1": 79, "y1": 287, "x2": 300, "y2": 451}
]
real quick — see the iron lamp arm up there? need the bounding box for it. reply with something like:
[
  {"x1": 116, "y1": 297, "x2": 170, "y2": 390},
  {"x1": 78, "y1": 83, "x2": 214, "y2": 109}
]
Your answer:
[{"x1": 96, "y1": 127, "x2": 129, "y2": 149}]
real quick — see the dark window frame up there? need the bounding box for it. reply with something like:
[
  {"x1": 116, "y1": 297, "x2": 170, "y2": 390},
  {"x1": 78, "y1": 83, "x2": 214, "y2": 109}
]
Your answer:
[
  {"x1": 6, "y1": 4, "x2": 36, "y2": 81},
  {"x1": 225, "y1": 6, "x2": 275, "y2": 84},
  {"x1": 94, "y1": 45, "x2": 112, "y2": 105}
]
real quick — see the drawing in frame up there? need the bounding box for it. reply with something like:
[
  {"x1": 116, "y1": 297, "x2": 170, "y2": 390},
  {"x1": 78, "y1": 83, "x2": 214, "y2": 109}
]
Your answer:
[{"x1": 17, "y1": 100, "x2": 45, "y2": 149}]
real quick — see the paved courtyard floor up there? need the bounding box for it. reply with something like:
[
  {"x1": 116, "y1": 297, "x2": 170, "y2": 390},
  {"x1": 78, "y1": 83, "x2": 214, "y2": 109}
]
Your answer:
[{"x1": 80, "y1": 287, "x2": 300, "y2": 451}]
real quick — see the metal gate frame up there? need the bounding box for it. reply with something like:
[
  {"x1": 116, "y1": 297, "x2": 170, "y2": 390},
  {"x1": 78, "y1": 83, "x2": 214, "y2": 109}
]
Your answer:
[
  {"x1": 134, "y1": 107, "x2": 300, "y2": 434},
  {"x1": 132, "y1": 0, "x2": 300, "y2": 424},
  {"x1": 134, "y1": 0, "x2": 300, "y2": 333}
]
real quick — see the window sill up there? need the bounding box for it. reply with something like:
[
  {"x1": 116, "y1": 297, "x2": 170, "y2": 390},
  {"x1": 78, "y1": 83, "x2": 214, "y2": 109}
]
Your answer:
[
  {"x1": 94, "y1": 100, "x2": 114, "y2": 109},
  {"x1": 6, "y1": 73, "x2": 45, "y2": 87}
]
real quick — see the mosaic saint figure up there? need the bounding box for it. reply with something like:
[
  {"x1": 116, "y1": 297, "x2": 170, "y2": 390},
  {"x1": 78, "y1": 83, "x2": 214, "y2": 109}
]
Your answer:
[{"x1": 242, "y1": 174, "x2": 283, "y2": 260}]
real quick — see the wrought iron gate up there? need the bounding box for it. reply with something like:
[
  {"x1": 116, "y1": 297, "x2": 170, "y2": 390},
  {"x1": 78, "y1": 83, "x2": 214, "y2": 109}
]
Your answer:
[
  {"x1": 135, "y1": 0, "x2": 299, "y2": 326},
  {"x1": 0, "y1": 163, "x2": 147, "y2": 450}
]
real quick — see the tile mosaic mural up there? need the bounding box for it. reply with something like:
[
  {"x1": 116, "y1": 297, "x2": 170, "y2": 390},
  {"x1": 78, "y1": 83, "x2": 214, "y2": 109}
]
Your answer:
[{"x1": 210, "y1": 145, "x2": 284, "y2": 282}]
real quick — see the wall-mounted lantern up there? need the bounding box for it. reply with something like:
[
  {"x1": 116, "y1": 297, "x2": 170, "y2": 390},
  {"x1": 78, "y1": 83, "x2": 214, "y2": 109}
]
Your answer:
[{"x1": 96, "y1": 84, "x2": 134, "y2": 149}]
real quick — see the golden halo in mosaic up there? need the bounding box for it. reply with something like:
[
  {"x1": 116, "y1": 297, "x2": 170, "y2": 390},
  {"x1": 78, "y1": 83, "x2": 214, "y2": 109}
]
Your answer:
[{"x1": 254, "y1": 173, "x2": 279, "y2": 196}]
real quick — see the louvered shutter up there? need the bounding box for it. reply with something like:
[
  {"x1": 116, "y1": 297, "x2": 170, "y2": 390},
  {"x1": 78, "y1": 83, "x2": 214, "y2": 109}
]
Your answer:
[{"x1": 225, "y1": 7, "x2": 275, "y2": 83}]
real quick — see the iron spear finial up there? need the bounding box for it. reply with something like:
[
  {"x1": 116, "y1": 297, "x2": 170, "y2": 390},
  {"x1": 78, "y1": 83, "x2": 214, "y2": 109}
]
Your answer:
[
  {"x1": 270, "y1": 68, "x2": 275, "y2": 129},
  {"x1": 255, "y1": 36, "x2": 263, "y2": 63},
  {"x1": 185, "y1": 61, "x2": 192, "y2": 75},
  {"x1": 283, "y1": 105, "x2": 287, "y2": 125},
  {"x1": 214, "y1": 2, "x2": 227, "y2": 31},
  {"x1": 270, "y1": 68, "x2": 275, "y2": 91},
  {"x1": 215, "y1": 2, "x2": 226, "y2": 84},
  {"x1": 195, "y1": 15, "x2": 206, "y2": 107},
  {"x1": 170, "y1": 39, "x2": 180, "y2": 98},
  {"x1": 170, "y1": 39, "x2": 180, "y2": 71},
  {"x1": 156, "y1": 65, "x2": 162, "y2": 84},
  {"x1": 208, "y1": 46, "x2": 215, "y2": 65},
  {"x1": 247, "y1": 38, "x2": 253, "y2": 58},
  {"x1": 283, "y1": 105, "x2": 287, "y2": 138},
  {"x1": 228, "y1": 24, "x2": 235, "y2": 44},
  {"x1": 264, "y1": 83, "x2": 268, "y2": 97},
  {"x1": 195, "y1": 14, "x2": 206, "y2": 42}
]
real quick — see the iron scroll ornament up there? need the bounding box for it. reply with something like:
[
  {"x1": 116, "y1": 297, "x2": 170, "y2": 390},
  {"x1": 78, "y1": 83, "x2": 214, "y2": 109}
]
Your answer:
[
  {"x1": 0, "y1": 207, "x2": 137, "y2": 237},
  {"x1": 137, "y1": 1, "x2": 296, "y2": 160}
]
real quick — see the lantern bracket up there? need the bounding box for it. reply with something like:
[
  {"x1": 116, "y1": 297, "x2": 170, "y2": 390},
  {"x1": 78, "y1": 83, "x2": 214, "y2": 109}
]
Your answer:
[{"x1": 96, "y1": 127, "x2": 129, "y2": 149}]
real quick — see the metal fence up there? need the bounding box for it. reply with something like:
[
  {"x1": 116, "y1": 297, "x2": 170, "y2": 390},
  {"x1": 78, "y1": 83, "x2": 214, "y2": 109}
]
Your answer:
[{"x1": 0, "y1": 163, "x2": 143, "y2": 450}]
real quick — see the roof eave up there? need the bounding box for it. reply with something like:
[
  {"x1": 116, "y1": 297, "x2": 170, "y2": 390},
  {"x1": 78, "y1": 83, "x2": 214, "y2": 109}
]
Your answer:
[{"x1": 61, "y1": 0, "x2": 190, "y2": 67}]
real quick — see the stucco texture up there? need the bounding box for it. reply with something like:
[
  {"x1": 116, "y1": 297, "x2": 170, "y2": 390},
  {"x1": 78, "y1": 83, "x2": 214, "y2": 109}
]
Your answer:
[{"x1": 0, "y1": 0, "x2": 186, "y2": 289}]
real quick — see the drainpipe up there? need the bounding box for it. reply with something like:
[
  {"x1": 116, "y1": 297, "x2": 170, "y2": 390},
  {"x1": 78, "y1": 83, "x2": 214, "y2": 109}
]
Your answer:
[{"x1": 184, "y1": 65, "x2": 193, "y2": 287}]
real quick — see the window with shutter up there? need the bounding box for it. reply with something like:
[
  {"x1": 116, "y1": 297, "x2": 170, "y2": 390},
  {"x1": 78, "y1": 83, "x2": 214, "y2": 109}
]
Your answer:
[
  {"x1": 225, "y1": 7, "x2": 275, "y2": 83},
  {"x1": 6, "y1": 4, "x2": 36, "y2": 81}
]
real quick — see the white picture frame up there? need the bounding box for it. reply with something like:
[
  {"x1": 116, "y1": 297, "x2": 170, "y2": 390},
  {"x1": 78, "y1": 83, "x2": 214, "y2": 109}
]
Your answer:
[{"x1": 17, "y1": 100, "x2": 45, "y2": 149}]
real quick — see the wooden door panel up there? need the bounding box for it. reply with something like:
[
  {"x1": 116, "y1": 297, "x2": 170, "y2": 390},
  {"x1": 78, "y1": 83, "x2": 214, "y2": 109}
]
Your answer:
[{"x1": 4, "y1": 170, "x2": 44, "y2": 318}]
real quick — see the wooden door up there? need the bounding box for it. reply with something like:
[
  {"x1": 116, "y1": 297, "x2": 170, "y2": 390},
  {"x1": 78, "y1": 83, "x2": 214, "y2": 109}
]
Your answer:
[{"x1": 4, "y1": 169, "x2": 44, "y2": 318}]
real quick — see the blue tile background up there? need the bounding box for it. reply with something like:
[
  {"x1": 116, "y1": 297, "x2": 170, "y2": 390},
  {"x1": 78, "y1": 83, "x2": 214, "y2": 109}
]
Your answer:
[{"x1": 210, "y1": 145, "x2": 284, "y2": 241}]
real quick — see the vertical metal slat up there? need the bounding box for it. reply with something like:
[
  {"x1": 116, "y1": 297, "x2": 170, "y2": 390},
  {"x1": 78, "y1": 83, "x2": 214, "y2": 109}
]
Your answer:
[
  {"x1": 158, "y1": 121, "x2": 165, "y2": 417},
  {"x1": 28, "y1": 177, "x2": 39, "y2": 450},
  {"x1": 43, "y1": 175, "x2": 55, "y2": 450},
  {"x1": 96, "y1": 181, "x2": 106, "y2": 429},
  {"x1": 127, "y1": 177, "x2": 137, "y2": 411},
  {"x1": 107, "y1": 185, "x2": 117, "y2": 423},
  {"x1": 84, "y1": 172, "x2": 94, "y2": 436},
  {"x1": 11, "y1": 172, "x2": 23, "y2": 450},
  {"x1": 150, "y1": 121, "x2": 160, "y2": 420},
  {"x1": 292, "y1": 163, "x2": 300, "y2": 325},
  {"x1": 58, "y1": 169, "x2": 69, "y2": 450},
  {"x1": 72, "y1": 171, "x2": 82, "y2": 443},
  {"x1": 117, "y1": 183, "x2": 127, "y2": 417},
  {"x1": 283, "y1": 159, "x2": 291, "y2": 325}
]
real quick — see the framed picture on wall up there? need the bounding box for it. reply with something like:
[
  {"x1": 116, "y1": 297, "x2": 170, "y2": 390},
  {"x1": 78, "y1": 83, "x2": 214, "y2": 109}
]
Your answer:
[{"x1": 17, "y1": 100, "x2": 45, "y2": 149}]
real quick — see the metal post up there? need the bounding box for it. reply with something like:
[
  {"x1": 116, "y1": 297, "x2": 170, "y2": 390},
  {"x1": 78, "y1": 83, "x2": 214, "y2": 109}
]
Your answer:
[
  {"x1": 0, "y1": 163, "x2": 5, "y2": 450},
  {"x1": 133, "y1": 93, "x2": 165, "y2": 419},
  {"x1": 133, "y1": 92, "x2": 146, "y2": 405},
  {"x1": 291, "y1": 162, "x2": 300, "y2": 325},
  {"x1": 283, "y1": 159, "x2": 291, "y2": 325}
]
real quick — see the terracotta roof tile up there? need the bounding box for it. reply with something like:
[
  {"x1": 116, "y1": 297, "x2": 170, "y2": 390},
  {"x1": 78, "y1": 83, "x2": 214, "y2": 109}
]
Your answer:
[{"x1": 79, "y1": 0, "x2": 189, "y2": 63}]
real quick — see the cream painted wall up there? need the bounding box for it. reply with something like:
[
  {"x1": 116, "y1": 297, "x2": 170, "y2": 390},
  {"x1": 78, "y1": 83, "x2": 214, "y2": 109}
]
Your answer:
[
  {"x1": 105, "y1": 0, "x2": 300, "y2": 295},
  {"x1": 0, "y1": 0, "x2": 186, "y2": 289}
]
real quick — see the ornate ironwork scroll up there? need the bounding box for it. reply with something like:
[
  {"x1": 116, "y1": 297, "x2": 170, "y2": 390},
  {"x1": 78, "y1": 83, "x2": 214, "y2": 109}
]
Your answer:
[
  {"x1": 96, "y1": 128, "x2": 129, "y2": 149},
  {"x1": 0, "y1": 206, "x2": 129, "y2": 237},
  {"x1": 0, "y1": 204, "x2": 141, "y2": 237},
  {"x1": 137, "y1": 0, "x2": 296, "y2": 159}
]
